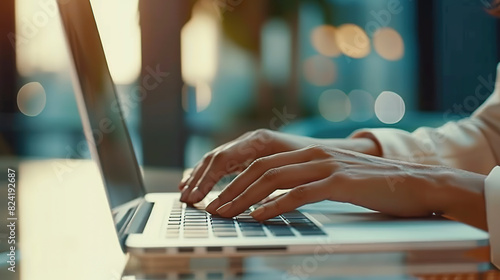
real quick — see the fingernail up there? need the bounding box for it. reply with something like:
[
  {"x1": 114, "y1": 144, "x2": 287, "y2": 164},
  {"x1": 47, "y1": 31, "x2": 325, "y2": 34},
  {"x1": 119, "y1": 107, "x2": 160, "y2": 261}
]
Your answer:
[
  {"x1": 205, "y1": 197, "x2": 220, "y2": 213},
  {"x1": 250, "y1": 207, "x2": 265, "y2": 219},
  {"x1": 216, "y1": 201, "x2": 233, "y2": 215},
  {"x1": 189, "y1": 189, "x2": 204, "y2": 203}
]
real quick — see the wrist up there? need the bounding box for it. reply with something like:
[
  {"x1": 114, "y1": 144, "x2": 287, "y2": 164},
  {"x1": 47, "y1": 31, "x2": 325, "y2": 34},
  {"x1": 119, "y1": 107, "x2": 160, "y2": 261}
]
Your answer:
[{"x1": 431, "y1": 167, "x2": 487, "y2": 230}]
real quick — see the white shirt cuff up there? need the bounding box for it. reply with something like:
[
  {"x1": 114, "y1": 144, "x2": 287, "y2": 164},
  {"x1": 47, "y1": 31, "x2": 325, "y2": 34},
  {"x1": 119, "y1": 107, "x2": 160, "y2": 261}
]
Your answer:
[{"x1": 485, "y1": 166, "x2": 500, "y2": 269}]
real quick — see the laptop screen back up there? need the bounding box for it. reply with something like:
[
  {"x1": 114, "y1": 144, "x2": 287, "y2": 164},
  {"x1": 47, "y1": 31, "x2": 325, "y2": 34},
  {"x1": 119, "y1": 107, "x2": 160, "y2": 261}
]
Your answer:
[{"x1": 57, "y1": 0, "x2": 145, "y2": 209}]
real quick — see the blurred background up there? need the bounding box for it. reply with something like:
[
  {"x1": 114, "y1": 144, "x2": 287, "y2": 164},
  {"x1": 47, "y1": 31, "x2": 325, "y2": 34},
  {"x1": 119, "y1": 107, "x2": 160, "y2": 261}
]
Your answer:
[{"x1": 1, "y1": 0, "x2": 499, "y2": 169}]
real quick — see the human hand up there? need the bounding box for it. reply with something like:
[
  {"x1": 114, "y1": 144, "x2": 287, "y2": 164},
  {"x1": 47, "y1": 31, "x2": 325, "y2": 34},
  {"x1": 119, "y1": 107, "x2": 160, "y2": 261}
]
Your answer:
[
  {"x1": 179, "y1": 129, "x2": 314, "y2": 203},
  {"x1": 203, "y1": 145, "x2": 486, "y2": 229},
  {"x1": 179, "y1": 129, "x2": 380, "y2": 204}
]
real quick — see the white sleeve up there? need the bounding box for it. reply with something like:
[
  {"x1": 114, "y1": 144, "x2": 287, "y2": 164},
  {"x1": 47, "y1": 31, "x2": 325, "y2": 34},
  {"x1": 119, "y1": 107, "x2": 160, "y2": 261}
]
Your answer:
[
  {"x1": 485, "y1": 166, "x2": 500, "y2": 269},
  {"x1": 351, "y1": 62, "x2": 500, "y2": 175}
]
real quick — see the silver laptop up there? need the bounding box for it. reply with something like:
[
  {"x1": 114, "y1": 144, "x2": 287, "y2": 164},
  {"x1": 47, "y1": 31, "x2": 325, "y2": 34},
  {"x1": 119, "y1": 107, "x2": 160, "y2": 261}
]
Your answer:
[{"x1": 57, "y1": 0, "x2": 489, "y2": 257}]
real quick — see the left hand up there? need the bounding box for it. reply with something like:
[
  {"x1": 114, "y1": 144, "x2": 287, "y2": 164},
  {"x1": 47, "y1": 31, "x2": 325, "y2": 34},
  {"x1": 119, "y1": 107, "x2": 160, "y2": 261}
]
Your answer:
[{"x1": 205, "y1": 145, "x2": 485, "y2": 226}]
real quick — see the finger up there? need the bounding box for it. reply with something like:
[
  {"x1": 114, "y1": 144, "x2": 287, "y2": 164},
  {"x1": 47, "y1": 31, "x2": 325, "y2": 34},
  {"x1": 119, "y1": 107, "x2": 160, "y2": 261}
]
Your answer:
[
  {"x1": 179, "y1": 156, "x2": 211, "y2": 201},
  {"x1": 250, "y1": 179, "x2": 332, "y2": 220},
  {"x1": 214, "y1": 160, "x2": 331, "y2": 218},
  {"x1": 180, "y1": 140, "x2": 236, "y2": 202},
  {"x1": 178, "y1": 168, "x2": 194, "y2": 191},
  {"x1": 205, "y1": 146, "x2": 323, "y2": 214},
  {"x1": 184, "y1": 132, "x2": 271, "y2": 203}
]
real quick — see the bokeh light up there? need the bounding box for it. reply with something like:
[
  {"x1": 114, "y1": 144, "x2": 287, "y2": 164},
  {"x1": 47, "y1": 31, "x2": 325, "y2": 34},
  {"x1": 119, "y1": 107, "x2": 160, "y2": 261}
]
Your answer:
[
  {"x1": 311, "y1": 25, "x2": 341, "y2": 57},
  {"x1": 373, "y1": 28, "x2": 405, "y2": 61},
  {"x1": 348, "y1": 89, "x2": 374, "y2": 122},
  {"x1": 335, "y1": 24, "x2": 371, "y2": 59},
  {"x1": 16, "y1": 0, "x2": 142, "y2": 84},
  {"x1": 374, "y1": 91, "x2": 405, "y2": 124},
  {"x1": 303, "y1": 55, "x2": 337, "y2": 86},
  {"x1": 181, "y1": 4, "x2": 219, "y2": 86},
  {"x1": 17, "y1": 82, "x2": 47, "y2": 117},
  {"x1": 195, "y1": 82, "x2": 212, "y2": 112},
  {"x1": 91, "y1": 0, "x2": 142, "y2": 84},
  {"x1": 318, "y1": 89, "x2": 351, "y2": 122}
]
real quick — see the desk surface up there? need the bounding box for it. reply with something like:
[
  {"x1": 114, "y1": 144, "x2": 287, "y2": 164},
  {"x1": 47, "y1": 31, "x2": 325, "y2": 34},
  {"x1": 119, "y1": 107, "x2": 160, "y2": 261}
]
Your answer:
[{"x1": 1, "y1": 158, "x2": 499, "y2": 280}]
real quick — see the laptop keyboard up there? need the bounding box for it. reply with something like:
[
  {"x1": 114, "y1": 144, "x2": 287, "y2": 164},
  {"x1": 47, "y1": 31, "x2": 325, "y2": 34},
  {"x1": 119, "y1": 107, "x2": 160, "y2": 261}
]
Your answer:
[{"x1": 165, "y1": 200, "x2": 326, "y2": 239}]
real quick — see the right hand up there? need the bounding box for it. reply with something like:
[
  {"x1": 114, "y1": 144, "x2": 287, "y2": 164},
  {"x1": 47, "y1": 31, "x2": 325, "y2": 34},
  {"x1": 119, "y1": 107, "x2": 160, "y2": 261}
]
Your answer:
[
  {"x1": 178, "y1": 129, "x2": 312, "y2": 203},
  {"x1": 178, "y1": 129, "x2": 380, "y2": 204}
]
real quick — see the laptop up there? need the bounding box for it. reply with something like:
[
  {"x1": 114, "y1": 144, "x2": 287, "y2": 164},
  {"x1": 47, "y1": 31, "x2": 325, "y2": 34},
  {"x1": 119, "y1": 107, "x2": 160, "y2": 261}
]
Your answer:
[{"x1": 57, "y1": 0, "x2": 489, "y2": 257}]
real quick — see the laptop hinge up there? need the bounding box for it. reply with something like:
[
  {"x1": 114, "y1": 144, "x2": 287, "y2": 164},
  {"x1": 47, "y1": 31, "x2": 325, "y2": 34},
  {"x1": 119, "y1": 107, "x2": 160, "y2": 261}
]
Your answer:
[{"x1": 125, "y1": 200, "x2": 154, "y2": 235}]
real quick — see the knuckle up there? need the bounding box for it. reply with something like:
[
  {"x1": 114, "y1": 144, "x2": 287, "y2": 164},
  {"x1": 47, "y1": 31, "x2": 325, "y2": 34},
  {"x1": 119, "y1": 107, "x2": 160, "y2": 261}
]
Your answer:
[
  {"x1": 202, "y1": 152, "x2": 215, "y2": 163},
  {"x1": 306, "y1": 145, "x2": 330, "y2": 158},
  {"x1": 331, "y1": 171, "x2": 350, "y2": 183},
  {"x1": 325, "y1": 160, "x2": 341, "y2": 173},
  {"x1": 212, "y1": 151, "x2": 226, "y2": 162},
  {"x1": 252, "y1": 129, "x2": 274, "y2": 143},
  {"x1": 262, "y1": 168, "x2": 281, "y2": 182},
  {"x1": 271, "y1": 199, "x2": 284, "y2": 214},
  {"x1": 249, "y1": 157, "x2": 268, "y2": 171},
  {"x1": 253, "y1": 128, "x2": 271, "y2": 138},
  {"x1": 289, "y1": 186, "x2": 308, "y2": 201}
]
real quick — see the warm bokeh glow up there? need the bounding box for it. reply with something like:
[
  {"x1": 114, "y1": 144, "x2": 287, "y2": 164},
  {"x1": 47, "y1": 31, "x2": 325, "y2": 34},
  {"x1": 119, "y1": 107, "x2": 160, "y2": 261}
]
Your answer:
[
  {"x1": 195, "y1": 82, "x2": 212, "y2": 112},
  {"x1": 348, "y1": 89, "x2": 374, "y2": 122},
  {"x1": 16, "y1": 0, "x2": 141, "y2": 84},
  {"x1": 90, "y1": 0, "x2": 141, "y2": 84},
  {"x1": 335, "y1": 24, "x2": 371, "y2": 59},
  {"x1": 375, "y1": 91, "x2": 405, "y2": 124},
  {"x1": 373, "y1": 28, "x2": 405, "y2": 61},
  {"x1": 318, "y1": 89, "x2": 351, "y2": 122},
  {"x1": 311, "y1": 25, "x2": 341, "y2": 57},
  {"x1": 17, "y1": 82, "x2": 46, "y2": 116},
  {"x1": 15, "y1": 0, "x2": 68, "y2": 75},
  {"x1": 303, "y1": 55, "x2": 337, "y2": 86},
  {"x1": 181, "y1": 4, "x2": 219, "y2": 86}
]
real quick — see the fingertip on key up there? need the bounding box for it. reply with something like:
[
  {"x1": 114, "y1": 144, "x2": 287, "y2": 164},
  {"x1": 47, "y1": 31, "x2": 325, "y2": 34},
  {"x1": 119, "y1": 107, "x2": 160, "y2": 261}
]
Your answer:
[
  {"x1": 250, "y1": 207, "x2": 265, "y2": 220},
  {"x1": 205, "y1": 197, "x2": 220, "y2": 214},
  {"x1": 180, "y1": 185, "x2": 191, "y2": 202},
  {"x1": 188, "y1": 189, "x2": 204, "y2": 203}
]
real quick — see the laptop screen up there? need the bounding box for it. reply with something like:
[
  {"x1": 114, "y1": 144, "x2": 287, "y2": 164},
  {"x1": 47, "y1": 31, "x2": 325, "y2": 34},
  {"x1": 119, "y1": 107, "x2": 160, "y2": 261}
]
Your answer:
[{"x1": 57, "y1": 0, "x2": 146, "y2": 209}]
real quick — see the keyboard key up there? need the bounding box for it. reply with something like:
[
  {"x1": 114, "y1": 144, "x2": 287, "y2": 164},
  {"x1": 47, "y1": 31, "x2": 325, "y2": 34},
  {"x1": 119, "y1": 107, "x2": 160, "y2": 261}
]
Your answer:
[
  {"x1": 166, "y1": 226, "x2": 180, "y2": 231},
  {"x1": 214, "y1": 232, "x2": 238, "y2": 238},
  {"x1": 185, "y1": 219, "x2": 208, "y2": 223},
  {"x1": 211, "y1": 219, "x2": 233, "y2": 223},
  {"x1": 184, "y1": 233, "x2": 208, "y2": 238},
  {"x1": 262, "y1": 220, "x2": 287, "y2": 226},
  {"x1": 212, "y1": 227, "x2": 237, "y2": 233},
  {"x1": 184, "y1": 224, "x2": 208, "y2": 229},
  {"x1": 242, "y1": 230, "x2": 266, "y2": 237},
  {"x1": 269, "y1": 230, "x2": 295, "y2": 237},
  {"x1": 212, "y1": 223, "x2": 236, "y2": 228}
]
